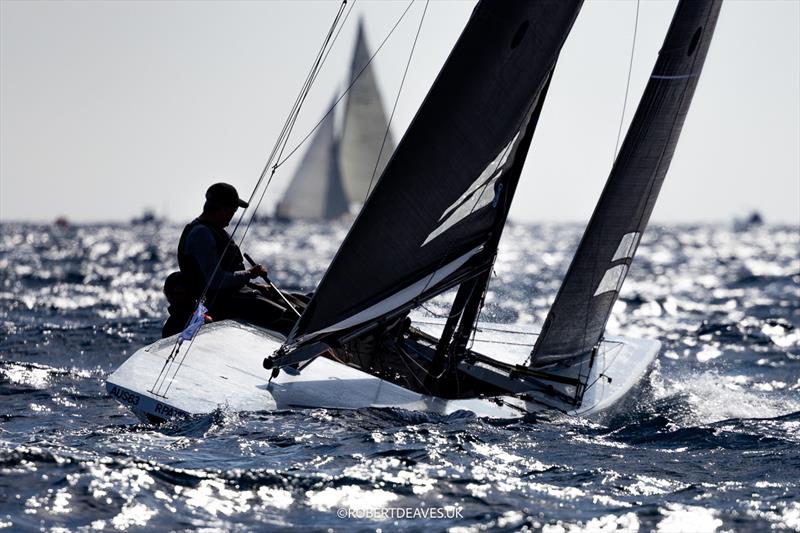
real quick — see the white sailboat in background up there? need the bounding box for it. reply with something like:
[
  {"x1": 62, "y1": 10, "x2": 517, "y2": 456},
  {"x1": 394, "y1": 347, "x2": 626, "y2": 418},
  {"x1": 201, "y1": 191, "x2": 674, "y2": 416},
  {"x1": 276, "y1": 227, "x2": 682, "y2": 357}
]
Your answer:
[
  {"x1": 274, "y1": 97, "x2": 349, "y2": 220},
  {"x1": 108, "y1": 0, "x2": 723, "y2": 423},
  {"x1": 276, "y1": 19, "x2": 396, "y2": 221}
]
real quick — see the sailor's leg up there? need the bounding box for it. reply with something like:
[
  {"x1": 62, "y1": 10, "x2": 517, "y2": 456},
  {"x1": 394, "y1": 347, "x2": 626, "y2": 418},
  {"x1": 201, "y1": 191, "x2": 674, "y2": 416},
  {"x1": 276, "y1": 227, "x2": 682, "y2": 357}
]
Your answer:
[{"x1": 217, "y1": 291, "x2": 296, "y2": 334}]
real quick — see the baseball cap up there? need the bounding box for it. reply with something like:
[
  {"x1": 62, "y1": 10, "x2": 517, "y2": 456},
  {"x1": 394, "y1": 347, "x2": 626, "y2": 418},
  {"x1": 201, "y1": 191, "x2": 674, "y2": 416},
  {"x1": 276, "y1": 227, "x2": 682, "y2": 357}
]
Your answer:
[{"x1": 205, "y1": 182, "x2": 248, "y2": 209}]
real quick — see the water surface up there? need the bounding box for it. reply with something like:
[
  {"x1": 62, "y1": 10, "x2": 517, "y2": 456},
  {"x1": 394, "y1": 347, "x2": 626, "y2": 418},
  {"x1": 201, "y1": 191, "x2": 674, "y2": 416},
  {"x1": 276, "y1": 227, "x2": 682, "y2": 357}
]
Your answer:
[{"x1": 1, "y1": 221, "x2": 798, "y2": 531}]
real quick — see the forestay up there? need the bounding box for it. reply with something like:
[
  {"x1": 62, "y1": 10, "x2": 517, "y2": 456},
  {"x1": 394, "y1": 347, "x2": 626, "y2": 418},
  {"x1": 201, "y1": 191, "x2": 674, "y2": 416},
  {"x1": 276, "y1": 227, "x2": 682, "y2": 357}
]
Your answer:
[
  {"x1": 339, "y1": 18, "x2": 397, "y2": 206},
  {"x1": 288, "y1": 1, "x2": 584, "y2": 346},
  {"x1": 275, "y1": 98, "x2": 349, "y2": 220},
  {"x1": 531, "y1": 0, "x2": 723, "y2": 364}
]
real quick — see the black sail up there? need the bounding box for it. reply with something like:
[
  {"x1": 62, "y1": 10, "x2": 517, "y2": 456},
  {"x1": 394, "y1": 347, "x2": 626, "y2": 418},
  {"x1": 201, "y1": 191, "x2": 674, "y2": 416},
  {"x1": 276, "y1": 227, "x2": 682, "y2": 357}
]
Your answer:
[
  {"x1": 531, "y1": 0, "x2": 723, "y2": 364},
  {"x1": 288, "y1": 1, "x2": 583, "y2": 344}
]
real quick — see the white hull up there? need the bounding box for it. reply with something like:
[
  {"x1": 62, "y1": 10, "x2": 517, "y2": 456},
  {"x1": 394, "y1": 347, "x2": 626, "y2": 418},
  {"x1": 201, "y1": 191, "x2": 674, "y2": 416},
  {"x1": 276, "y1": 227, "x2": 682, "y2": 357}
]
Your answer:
[{"x1": 106, "y1": 318, "x2": 659, "y2": 423}]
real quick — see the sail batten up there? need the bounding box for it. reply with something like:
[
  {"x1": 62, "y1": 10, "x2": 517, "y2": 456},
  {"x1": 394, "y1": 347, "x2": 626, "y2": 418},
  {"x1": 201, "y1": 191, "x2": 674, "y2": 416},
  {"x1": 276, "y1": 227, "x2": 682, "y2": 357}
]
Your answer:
[
  {"x1": 530, "y1": 0, "x2": 723, "y2": 365},
  {"x1": 288, "y1": 1, "x2": 584, "y2": 346}
]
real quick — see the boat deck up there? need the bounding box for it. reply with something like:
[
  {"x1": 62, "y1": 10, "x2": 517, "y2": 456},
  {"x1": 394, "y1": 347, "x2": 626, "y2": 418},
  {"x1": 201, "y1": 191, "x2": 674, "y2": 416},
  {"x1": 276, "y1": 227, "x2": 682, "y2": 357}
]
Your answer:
[{"x1": 106, "y1": 317, "x2": 660, "y2": 422}]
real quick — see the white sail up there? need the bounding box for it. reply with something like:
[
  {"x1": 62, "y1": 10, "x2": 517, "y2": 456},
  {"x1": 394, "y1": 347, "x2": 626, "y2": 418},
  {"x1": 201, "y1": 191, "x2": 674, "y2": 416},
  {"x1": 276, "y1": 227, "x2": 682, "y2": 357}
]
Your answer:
[
  {"x1": 339, "y1": 18, "x2": 396, "y2": 206},
  {"x1": 275, "y1": 100, "x2": 349, "y2": 221}
]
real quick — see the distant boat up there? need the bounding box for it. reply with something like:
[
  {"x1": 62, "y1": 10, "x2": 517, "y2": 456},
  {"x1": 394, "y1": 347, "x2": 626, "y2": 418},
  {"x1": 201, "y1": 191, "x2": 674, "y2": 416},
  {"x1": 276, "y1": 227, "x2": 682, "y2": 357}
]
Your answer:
[
  {"x1": 54, "y1": 216, "x2": 70, "y2": 227},
  {"x1": 733, "y1": 210, "x2": 765, "y2": 231},
  {"x1": 108, "y1": 0, "x2": 722, "y2": 422},
  {"x1": 130, "y1": 209, "x2": 164, "y2": 226},
  {"x1": 275, "y1": 96, "x2": 349, "y2": 221},
  {"x1": 276, "y1": 18, "x2": 396, "y2": 221}
]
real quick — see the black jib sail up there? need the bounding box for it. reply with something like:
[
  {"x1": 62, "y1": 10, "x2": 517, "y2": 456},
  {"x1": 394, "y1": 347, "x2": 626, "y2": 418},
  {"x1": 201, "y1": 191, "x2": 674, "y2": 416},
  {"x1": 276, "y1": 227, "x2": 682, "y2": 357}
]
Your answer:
[
  {"x1": 530, "y1": 0, "x2": 723, "y2": 365},
  {"x1": 287, "y1": 0, "x2": 583, "y2": 346}
]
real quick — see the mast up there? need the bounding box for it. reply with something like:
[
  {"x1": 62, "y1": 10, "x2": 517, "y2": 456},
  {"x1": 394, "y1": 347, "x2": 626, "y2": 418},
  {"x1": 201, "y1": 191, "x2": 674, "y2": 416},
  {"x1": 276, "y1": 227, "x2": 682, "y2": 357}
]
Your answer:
[
  {"x1": 530, "y1": 0, "x2": 723, "y2": 366},
  {"x1": 428, "y1": 73, "x2": 555, "y2": 385}
]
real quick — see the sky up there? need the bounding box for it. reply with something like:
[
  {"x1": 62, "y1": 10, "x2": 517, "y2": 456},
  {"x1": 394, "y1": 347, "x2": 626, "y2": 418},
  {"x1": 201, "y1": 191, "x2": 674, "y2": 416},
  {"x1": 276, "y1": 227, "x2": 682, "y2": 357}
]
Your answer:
[{"x1": 1, "y1": 0, "x2": 798, "y2": 224}]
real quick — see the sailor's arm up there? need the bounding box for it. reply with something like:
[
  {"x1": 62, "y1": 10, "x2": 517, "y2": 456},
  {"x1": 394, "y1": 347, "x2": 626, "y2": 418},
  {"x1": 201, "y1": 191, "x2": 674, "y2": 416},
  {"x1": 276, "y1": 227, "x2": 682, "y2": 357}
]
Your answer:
[{"x1": 247, "y1": 264, "x2": 268, "y2": 279}]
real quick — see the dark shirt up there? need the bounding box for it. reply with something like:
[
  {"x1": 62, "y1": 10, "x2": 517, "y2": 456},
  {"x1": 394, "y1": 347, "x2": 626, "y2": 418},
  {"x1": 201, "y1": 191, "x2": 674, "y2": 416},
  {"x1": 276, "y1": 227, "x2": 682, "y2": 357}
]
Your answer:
[
  {"x1": 177, "y1": 219, "x2": 249, "y2": 299},
  {"x1": 182, "y1": 224, "x2": 249, "y2": 291},
  {"x1": 162, "y1": 304, "x2": 193, "y2": 338}
]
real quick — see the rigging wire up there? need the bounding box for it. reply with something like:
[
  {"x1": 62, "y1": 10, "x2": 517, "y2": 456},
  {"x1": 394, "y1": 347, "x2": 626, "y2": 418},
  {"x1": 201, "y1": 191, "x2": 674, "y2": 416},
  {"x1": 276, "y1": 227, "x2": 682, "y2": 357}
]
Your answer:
[
  {"x1": 530, "y1": 0, "x2": 642, "y2": 371},
  {"x1": 364, "y1": 0, "x2": 430, "y2": 200},
  {"x1": 274, "y1": 0, "x2": 417, "y2": 170},
  {"x1": 612, "y1": 0, "x2": 641, "y2": 162},
  {"x1": 154, "y1": 0, "x2": 432, "y2": 396},
  {"x1": 585, "y1": 0, "x2": 641, "y2": 354},
  {"x1": 151, "y1": 0, "x2": 351, "y2": 396},
  {"x1": 411, "y1": 320, "x2": 637, "y2": 348},
  {"x1": 243, "y1": 0, "x2": 423, "y2": 246},
  {"x1": 237, "y1": 0, "x2": 355, "y2": 247}
]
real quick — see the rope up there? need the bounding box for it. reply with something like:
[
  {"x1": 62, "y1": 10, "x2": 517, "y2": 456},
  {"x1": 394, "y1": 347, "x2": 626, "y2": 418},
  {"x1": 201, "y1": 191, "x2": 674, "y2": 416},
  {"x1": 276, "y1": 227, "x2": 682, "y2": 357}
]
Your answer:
[
  {"x1": 467, "y1": 281, "x2": 489, "y2": 352},
  {"x1": 612, "y1": 0, "x2": 640, "y2": 162},
  {"x1": 237, "y1": 0, "x2": 354, "y2": 246},
  {"x1": 418, "y1": 301, "x2": 462, "y2": 320},
  {"x1": 584, "y1": 0, "x2": 640, "y2": 357},
  {"x1": 364, "y1": 0, "x2": 429, "y2": 200},
  {"x1": 154, "y1": 0, "x2": 433, "y2": 396},
  {"x1": 151, "y1": 0, "x2": 351, "y2": 397},
  {"x1": 528, "y1": 0, "x2": 641, "y2": 370},
  {"x1": 275, "y1": 0, "x2": 417, "y2": 169},
  {"x1": 396, "y1": 346, "x2": 432, "y2": 394}
]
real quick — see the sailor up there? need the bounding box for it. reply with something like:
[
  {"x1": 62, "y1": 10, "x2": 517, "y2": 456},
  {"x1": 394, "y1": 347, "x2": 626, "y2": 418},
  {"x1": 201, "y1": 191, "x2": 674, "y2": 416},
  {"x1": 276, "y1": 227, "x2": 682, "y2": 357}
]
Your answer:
[
  {"x1": 161, "y1": 271, "x2": 207, "y2": 338},
  {"x1": 173, "y1": 182, "x2": 295, "y2": 334}
]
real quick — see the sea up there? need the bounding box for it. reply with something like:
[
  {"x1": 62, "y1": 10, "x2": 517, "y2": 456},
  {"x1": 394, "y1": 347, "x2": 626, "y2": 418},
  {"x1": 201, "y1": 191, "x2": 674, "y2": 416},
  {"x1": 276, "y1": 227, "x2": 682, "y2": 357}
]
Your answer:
[{"x1": 1, "y1": 221, "x2": 798, "y2": 532}]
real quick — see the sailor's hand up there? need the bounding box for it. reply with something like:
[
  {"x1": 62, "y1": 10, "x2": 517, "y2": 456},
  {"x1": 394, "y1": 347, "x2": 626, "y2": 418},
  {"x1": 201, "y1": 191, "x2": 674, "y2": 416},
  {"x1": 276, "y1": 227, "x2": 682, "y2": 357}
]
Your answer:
[
  {"x1": 251, "y1": 283, "x2": 271, "y2": 297},
  {"x1": 247, "y1": 264, "x2": 268, "y2": 279}
]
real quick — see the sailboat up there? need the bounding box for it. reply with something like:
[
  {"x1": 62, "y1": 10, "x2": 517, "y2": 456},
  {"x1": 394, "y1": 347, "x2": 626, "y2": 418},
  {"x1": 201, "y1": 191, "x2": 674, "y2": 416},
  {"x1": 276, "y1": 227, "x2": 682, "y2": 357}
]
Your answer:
[
  {"x1": 275, "y1": 19, "x2": 396, "y2": 220},
  {"x1": 274, "y1": 96, "x2": 350, "y2": 221},
  {"x1": 107, "y1": 0, "x2": 722, "y2": 423}
]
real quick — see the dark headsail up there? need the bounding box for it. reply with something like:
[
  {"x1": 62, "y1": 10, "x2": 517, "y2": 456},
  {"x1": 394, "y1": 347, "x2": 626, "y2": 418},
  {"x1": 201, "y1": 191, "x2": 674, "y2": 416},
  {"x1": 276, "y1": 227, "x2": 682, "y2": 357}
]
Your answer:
[
  {"x1": 287, "y1": 1, "x2": 583, "y2": 345},
  {"x1": 531, "y1": 0, "x2": 723, "y2": 365}
]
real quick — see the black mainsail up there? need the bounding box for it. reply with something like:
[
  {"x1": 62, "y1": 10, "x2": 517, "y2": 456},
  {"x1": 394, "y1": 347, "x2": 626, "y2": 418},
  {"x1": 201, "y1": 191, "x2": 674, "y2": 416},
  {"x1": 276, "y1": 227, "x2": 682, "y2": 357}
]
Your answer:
[
  {"x1": 530, "y1": 0, "x2": 723, "y2": 365},
  {"x1": 286, "y1": 1, "x2": 584, "y2": 347}
]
